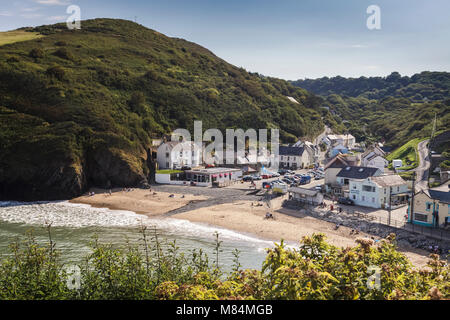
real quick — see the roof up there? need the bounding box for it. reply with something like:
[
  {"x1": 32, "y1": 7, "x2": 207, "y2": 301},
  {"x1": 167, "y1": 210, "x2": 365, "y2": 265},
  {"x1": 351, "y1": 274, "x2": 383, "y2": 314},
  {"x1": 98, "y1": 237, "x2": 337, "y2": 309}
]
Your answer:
[
  {"x1": 337, "y1": 166, "x2": 380, "y2": 180},
  {"x1": 371, "y1": 175, "x2": 406, "y2": 187},
  {"x1": 366, "y1": 154, "x2": 387, "y2": 162},
  {"x1": 324, "y1": 154, "x2": 358, "y2": 170},
  {"x1": 279, "y1": 146, "x2": 305, "y2": 156},
  {"x1": 361, "y1": 144, "x2": 386, "y2": 159},
  {"x1": 427, "y1": 190, "x2": 450, "y2": 203},
  {"x1": 289, "y1": 187, "x2": 321, "y2": 197},
  {"x1": 327, "y1": 134, "x2": 355, "y2": 141},
  {"x1": 186, "y1": 167, "x2": 241, "y2": 175}
]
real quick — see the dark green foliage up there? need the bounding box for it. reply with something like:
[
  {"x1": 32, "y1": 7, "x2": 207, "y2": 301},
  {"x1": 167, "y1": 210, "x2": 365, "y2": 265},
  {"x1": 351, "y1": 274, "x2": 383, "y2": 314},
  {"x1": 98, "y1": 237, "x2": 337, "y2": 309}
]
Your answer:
[
  {"x1": 292, "y1": 73, "x2": 450, "y2": 147},
  {"x1": 46, "y1": 65, "x2": 65, "y2": 80},
  {"x1": 29, "y1": 48, "x2": 44, "y2": 59},
  {"x1": 0, "y1": 231, "x2": 448, "y2": 300},
  {"x1": 292, "y1": 72, "x2": 450, "y2": 102}
]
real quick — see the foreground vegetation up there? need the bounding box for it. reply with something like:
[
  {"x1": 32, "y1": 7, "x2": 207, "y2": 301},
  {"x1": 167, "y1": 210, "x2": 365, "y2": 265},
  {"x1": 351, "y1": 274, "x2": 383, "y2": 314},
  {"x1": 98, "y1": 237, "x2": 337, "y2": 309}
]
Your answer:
[{"x1": 0, "y1": 229, "x2": 448, "y2": 300}]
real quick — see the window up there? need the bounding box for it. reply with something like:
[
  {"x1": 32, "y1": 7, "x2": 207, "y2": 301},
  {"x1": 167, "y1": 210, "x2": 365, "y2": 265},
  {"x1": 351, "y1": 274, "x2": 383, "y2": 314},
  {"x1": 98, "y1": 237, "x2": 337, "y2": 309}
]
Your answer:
[
  {"x1": 414, "y1": 213, "x2": 428, "y2": 222},
  {"x1": 372, "y1": 197, "x2": 375, "y2": 203},
  {"x1": 165, "y1": 162, "x2": 169, "y2": 168},
  {"x1": 166, "y1": 153, "x2": 169, "y2": 158},
  {"x1": 397, "y1": 187, "x2": 400, "y2": 192},
  {"x1": 353, "y1": 195, "x2": 356, "y2": 200},
  {"x1": 362, "y1": 196, "x2": 365, "y2": 201},
  {"x1": 384, "y1": 188, "x2": 386, "y2": 194},
  {"x1": 362, "y1": 185, "x2": 375, "y2": 192},
  {"x1": 180, "y1": 151, "x2": 183, "y2": 157},
  {"x1": 426, "y1": 203, "x2": 432, "y2": 211}
]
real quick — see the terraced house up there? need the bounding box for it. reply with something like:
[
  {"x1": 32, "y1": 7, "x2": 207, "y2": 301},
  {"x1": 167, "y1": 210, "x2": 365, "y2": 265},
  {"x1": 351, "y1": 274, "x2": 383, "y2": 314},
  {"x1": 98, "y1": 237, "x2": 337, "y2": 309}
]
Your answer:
[
  {"x1": 279, "y1": 146, "x2": 313, "y2": 170},
  {"x1": 408, "y1": 189, "x2": 450, "y2": 228}
]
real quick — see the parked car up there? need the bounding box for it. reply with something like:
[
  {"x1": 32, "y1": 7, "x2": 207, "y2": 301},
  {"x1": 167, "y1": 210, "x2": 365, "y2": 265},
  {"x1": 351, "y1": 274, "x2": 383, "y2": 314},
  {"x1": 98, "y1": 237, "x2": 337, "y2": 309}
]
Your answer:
[
  {"x1": 271, "y1": 172, "x2": 280, "y2": 177},
  {"x1": 242, "y1": 175, "x2": 254, "y2": 182},
  {"x1": 262, "y1": 182, "x2": 272, "y2": 189},
  {"x1": 181, "y1": 166, "x2": 192, "y2": 171},
  {"x1": 278, "y1": 169, "x2": 289, "y2": 175},
  {"x1": 299, "y1": 175, "x2": 311, "y2": 185},
  {"x1": 261, "y1": 174, "x2": 270, "y2": 179},
  {"x1": 205, "y1": 164, "x2": 215, "y2": 168},
  {"x1": 314, "y1": 186, "x2": 323, "y2": 191},
  {"x1": 253, "y1": 175, "x2": 262, "y2": 181},
  {"x1": 338, "y1": 197, "x2": 354, "y2": 205}
]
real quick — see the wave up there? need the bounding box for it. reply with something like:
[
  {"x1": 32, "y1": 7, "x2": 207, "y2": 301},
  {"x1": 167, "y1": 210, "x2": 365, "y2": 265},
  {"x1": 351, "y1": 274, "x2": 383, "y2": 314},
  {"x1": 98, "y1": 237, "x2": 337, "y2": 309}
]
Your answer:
[{"x1": 0, "y1": 201, "x2": 288, "y2": 249}]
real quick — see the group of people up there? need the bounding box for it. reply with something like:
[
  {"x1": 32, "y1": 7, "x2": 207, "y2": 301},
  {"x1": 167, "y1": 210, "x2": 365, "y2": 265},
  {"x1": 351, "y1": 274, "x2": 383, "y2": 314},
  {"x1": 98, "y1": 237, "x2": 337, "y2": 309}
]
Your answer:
[{"x1": 429, "y1": 245, "x2": 443, "y2": 255}]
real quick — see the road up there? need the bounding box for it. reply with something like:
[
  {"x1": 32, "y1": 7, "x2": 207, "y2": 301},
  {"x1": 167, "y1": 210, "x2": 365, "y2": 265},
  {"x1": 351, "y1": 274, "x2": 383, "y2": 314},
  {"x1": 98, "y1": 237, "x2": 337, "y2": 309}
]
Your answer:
[{"x1": 415, "y1": 139, "x2": 430, "y2": 192}]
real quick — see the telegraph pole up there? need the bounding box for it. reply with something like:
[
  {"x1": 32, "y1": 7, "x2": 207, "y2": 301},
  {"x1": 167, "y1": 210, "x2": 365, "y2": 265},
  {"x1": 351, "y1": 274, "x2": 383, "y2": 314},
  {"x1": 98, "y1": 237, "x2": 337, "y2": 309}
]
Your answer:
[
  {"x1": 388, "y1": 186, "x2": 392, "y2": 226},
  {"x1": 410, "y1": 171, "x2": 416, "y2": 223}
]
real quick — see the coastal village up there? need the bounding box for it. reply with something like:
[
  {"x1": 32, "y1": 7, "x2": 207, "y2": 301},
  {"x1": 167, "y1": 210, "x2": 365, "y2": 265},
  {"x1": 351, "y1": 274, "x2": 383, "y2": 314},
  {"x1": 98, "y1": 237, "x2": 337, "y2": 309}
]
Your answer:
[{"x1": 77, "y1": 130, "x2": 450, "y2": 264}]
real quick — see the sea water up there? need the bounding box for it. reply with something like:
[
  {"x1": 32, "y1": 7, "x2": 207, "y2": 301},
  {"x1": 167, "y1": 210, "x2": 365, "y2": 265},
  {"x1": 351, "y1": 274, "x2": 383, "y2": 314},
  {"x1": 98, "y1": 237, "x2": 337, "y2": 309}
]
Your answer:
[{"x1": 0, "y1": 201, "x2": 281, "y2": 271}]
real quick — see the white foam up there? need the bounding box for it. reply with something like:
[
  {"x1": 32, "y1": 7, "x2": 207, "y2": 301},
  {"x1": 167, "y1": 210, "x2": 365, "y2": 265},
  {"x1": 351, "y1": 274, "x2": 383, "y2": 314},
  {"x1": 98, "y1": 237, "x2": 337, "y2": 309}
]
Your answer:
[{"x1": 0, "y1": 201, "x2": 282, "y2": 248}]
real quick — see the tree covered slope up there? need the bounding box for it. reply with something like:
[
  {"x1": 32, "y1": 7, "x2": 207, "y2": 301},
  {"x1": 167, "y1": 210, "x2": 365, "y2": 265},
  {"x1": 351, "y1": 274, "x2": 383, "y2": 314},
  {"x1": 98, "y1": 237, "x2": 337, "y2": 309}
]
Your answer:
[
  {"x1": 0, "y1": 19, "x2": 325, "y2": 200},
  {"x1": 291, "y1": 73, "x2": 450, "y2": 148}
]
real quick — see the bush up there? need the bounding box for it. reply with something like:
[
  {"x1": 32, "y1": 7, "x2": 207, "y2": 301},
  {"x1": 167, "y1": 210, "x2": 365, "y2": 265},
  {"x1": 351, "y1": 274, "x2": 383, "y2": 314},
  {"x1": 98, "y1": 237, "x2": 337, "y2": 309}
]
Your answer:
[
  {"x1": 0, "y1": 230, "x2": 448, "y2": 300},
  {"x1": 46, "y1": 65, "x2": 65, "y2": 80},
  {"x1": 53, "y1": 48, "x2": 74, "y2": 60},
  {"x1": 29, "y1": 48, "x2": 44, "y2": 59}
]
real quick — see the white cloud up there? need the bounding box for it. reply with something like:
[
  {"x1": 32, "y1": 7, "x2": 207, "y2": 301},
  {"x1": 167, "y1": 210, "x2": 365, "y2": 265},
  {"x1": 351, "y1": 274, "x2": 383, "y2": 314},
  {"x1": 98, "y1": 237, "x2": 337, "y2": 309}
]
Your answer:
[
  {"x1": 34, "y1": 0, "x2": 70, "y2": 5},
  {"x1": 46, "y1": 15, "x2": 67, "y2": 21},
  {"x1": 21, "y1": 8, "x2": 41, "y2": 12},
  {"x1": 20, "y1": 13, "x2": 43, "y2": 19},
  {"x1": 351, "y1": 44, "x2": 369, "y2": 49},
  {"x1": 0, "y1": 11, "x2": 13, "y2": 17}
]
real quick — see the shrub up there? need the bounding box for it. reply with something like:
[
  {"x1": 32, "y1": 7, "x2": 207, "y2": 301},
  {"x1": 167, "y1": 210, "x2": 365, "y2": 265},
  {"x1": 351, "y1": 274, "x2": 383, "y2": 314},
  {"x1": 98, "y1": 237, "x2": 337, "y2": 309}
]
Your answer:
[
  {"x1": 0, "y1": 230, "x2": 448, "y2": 300},
  {"x1": 46, "y1": 65, "x2": 65, "y2": 80},
  {"x1": 53, "y1": 48, "x2": 74, "y2": 60},
  {"x1": 29, "y1": 48, "x2": 44, "y2": 59}
]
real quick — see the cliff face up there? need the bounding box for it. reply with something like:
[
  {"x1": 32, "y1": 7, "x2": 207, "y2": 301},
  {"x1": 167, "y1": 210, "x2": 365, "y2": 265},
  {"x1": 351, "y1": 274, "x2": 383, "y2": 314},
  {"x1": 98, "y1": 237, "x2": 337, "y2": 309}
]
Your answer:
[{"x1": 0, "y1": 19, "x2": 326, "y2": 201}]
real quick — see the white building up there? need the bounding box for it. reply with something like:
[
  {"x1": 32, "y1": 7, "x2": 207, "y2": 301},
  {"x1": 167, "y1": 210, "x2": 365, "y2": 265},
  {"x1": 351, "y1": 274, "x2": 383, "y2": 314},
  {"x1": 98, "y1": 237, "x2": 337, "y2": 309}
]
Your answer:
[
  {"x1": 157, "y1": 141, "x2": 202, "y2": 170},
  {"x1": 347, "y1": 174, "x2": 409, "y2": 209},
  {"x1": 361, "y1": 144, "x2": 388, "y2": 171},
  {"x1": 279, "y1": 146, "x2": 313, "y2": 169},
  {"x1": 327, "y1": 134, "x2": 356, "y2": 149}
]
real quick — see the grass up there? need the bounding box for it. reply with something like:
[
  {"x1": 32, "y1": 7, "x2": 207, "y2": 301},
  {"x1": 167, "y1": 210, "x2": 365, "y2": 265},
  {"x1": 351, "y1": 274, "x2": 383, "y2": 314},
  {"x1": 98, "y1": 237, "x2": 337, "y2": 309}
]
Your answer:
[
  {"x1": 156, "y1": 170, "x2": 183, "y2": 174},
  {"x1": 0, "y1": 30, "x2": 43, "y2": 46},
  {"x1": 386, "y1": 137, "x2": 427, "y2": 170}
]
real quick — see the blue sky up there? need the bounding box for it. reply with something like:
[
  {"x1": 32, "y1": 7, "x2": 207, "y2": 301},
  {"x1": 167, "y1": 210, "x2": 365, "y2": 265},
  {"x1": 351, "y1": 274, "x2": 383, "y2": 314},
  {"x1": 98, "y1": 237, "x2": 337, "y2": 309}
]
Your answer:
[{"x1": 1, "y1": 0, "x2": 449, "y2": 79}]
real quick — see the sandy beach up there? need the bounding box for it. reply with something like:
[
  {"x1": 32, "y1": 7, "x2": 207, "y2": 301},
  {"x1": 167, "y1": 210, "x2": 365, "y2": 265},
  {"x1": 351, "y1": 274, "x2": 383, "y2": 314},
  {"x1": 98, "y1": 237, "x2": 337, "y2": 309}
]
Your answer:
[
  {"x1": 70, "y1": 188, "x2": 209, "y2": 216},
  {"x1": 72, "y1": 188, "x2": 432, "y2": 267}
]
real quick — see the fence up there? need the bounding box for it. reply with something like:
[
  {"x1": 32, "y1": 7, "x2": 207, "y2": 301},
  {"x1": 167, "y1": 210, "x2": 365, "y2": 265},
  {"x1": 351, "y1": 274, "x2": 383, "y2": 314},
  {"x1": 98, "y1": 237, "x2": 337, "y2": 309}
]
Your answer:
[
  {"x1": 283, "y1": 200, "x2": 450, "y2": 242},
  {"x1": 339, "y1": 208, "x2": 450, "y2": 242}
]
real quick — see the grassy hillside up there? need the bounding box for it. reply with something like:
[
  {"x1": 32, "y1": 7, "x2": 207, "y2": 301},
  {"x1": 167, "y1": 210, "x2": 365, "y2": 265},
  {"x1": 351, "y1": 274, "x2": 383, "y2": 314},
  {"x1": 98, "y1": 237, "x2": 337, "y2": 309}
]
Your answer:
[
  {"x1": 0, "y1": 19, "x2": 325, "y2": 200},
  {"x1": 0, "y1": 30, "x2": 44, "y2": 46},
  {"x1": 385, "y1": 137, "x2": 426, "y2": 170}
]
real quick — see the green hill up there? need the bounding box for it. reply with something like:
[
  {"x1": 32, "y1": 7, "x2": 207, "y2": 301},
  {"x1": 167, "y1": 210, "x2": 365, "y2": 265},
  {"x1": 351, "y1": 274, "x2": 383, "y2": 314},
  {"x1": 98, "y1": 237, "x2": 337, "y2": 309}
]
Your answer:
[
  {"x1": 291, "y1": 73, "x2": 450, "y2": 148},
  {"x1": 0, "y1": 19, "x2": 326, "y2": 201}
]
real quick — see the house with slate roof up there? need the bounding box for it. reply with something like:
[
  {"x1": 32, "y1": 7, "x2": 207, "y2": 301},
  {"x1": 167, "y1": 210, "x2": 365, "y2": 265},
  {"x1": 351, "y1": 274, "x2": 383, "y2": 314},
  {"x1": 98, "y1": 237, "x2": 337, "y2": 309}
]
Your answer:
[
  {"x1": 279, "y1": 146, "x2": 313, "y2": 170},
  {"x1": 408, "y1": 189, "x2": 450, "y2": 228},
  {"x1": 335, "y1": 166, "x2": 382, "y2": 201}
]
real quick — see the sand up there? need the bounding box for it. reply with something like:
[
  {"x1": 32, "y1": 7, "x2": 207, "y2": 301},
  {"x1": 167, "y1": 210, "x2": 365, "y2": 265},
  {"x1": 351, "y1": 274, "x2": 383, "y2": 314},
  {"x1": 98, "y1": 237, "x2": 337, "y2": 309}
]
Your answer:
[
  {"x1": 70, "y1": 188, "x2": 208, "y2": 216},
  {"x1": 72, "y1": 188, "x2": 431, "y2": 267}
]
